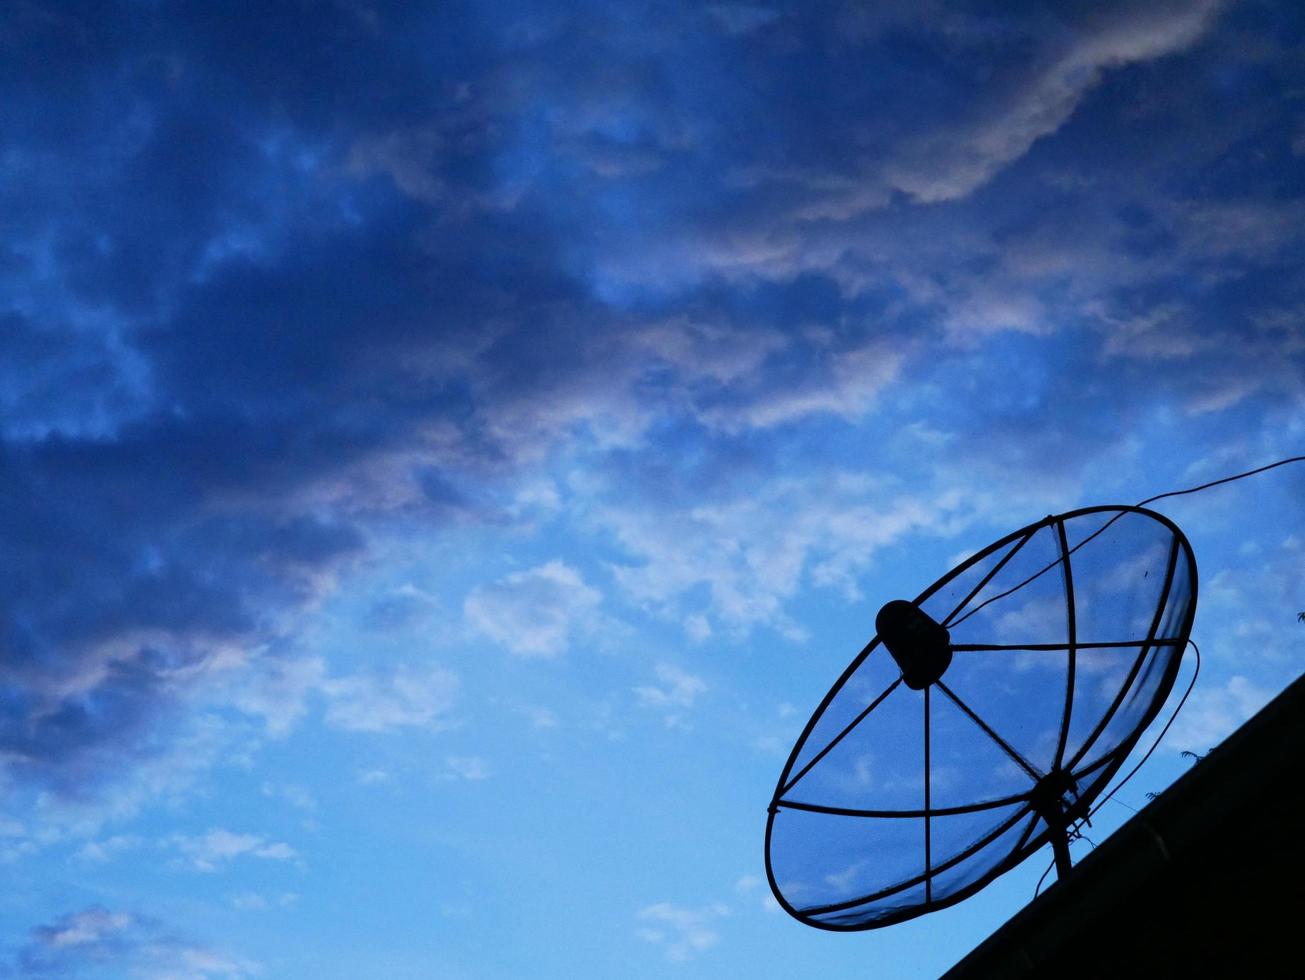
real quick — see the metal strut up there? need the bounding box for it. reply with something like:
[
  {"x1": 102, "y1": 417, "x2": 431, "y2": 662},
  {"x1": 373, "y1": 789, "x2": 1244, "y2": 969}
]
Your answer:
[{"x1": 1050, "y1": 819, "x2": 1073, "y2": 880}]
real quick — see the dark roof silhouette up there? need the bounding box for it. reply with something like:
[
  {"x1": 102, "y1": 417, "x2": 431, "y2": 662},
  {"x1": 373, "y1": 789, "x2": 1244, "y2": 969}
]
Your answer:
[{"x1": 944, "y1": 669, "x2": 1305, "y2": 978}]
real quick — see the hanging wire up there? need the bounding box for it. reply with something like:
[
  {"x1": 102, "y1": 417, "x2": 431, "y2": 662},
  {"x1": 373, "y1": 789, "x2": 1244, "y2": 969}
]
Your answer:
[
  {"x1": 1033, "y1": 856, "x2": 1056, "y2": 897},
  {"x1": 1032, "y1": 816, "x2": 1095, "y2": 897},
  {"x1": 1135, "y1": 455, "x2": 1305, "y2": 508},
  {"x1": 952, "y1": 455, "x2": 1305, "y2": 628},
  {"x1": 974, "y1": 457, "x2": 1299, "y2": 902},
  {"x1": 1031, "y1": 638, "x2": 1203, "y2": 900}
]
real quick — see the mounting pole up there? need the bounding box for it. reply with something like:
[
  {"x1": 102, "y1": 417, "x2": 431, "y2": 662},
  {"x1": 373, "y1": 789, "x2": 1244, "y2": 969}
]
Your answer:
[
  {"x1": 1050, "y1": 824, "x2": 1072, "y2": 880},
  {"x1": 1031, "y1": 770, "x2": 1076, "y2": 882}
]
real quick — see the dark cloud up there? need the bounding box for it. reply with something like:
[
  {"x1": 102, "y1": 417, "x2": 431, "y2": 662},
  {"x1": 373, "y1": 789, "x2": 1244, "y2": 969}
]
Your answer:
[
  {"x1": 1, "y1": 0, "x2": 1303, "y2": 788},
  {"x1": 6, "y1": 905, "x2": 254, "y2": 978}
]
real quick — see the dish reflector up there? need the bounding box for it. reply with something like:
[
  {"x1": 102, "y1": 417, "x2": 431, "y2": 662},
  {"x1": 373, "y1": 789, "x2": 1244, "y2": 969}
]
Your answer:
[{"x1": 765, "y1": 506, "x2": 1197, "y2": 930}]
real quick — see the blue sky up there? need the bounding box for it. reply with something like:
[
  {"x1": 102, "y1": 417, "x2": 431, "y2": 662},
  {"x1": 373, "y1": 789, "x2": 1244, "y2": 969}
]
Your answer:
[{"x1": 1, "y1": 1, "x2": 1303, "y2": 976}]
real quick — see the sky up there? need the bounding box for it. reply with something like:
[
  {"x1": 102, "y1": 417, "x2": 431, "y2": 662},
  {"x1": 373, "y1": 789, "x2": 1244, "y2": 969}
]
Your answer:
[{"x1": 0, "y1": 1, "x2": 1303, "y2": 977}]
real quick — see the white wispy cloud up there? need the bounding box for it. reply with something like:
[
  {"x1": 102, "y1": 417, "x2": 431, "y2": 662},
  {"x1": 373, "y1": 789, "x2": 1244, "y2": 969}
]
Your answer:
[
  {"x1": 226, "y1": 654, "x2": 328, "y2": 737},
  {"x1": 885, "y1": 2, "x2": 1222, "y2": 202},
  {"x1": 600, "y1": 476, "x2": 971, "y2": 639},
  {"x1": 443, "y1": 755, "x2": 492, "y2": 781},
  {"x1": 224, "y1": 653, "x2": 461, "y2": 736},
  {"x1": 700, "y1": 339, "x2": 906, "y2": 431},
  {"x1": 634, "y1": 663, "x2": 708, "y2": 729},
  {"x1": 464, "y1": 560, "x2": 603, "y2": 657},
  {"x1": 145, "y1": 945, "x2": 262, "y2": 980},
  {"x1": 634, "y1": 663, "x2": 707, "y2": 710},
  {"x1": 735, "y1": 873, "x2": 781, "y2": 914},
  {"x1": 321, "y1": 663, "x2": 459, "y2": 733},
  {"x1": 637, "y1": 875, "x2": 784, "y2": 965},
  {"x1": 230, "y1": 891, "x2": 298, "y2": 911},
  {"x1": 168, "y1": 828, "x2": 300, "y2": 873},
  {"x1": 516, "y1": 704, "x2": 560, "y2": 730},
  {"x1": 636, "y1": 902, "x2": 731, "y2": 961},
  {"x1": 1163, "y1": 674, "x2": 1274, "y2": 752},
  {"x1": 73, "y1": 834, "x2": 143, "y2": 864},
  {"x1": 261, "y1": 781, "x2": 316, "y2": 811}
]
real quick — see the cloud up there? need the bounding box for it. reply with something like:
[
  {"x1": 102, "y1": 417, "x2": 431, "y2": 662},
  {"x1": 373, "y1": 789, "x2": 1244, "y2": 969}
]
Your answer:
[
  {"x1": 348, "y1": 125, "x2": 449, "y2": 205},
  {"x1": 321, "y1": 664, "x2": 460, "y2": 733},
  {"x1": 0, "y1": 18, "x2": 1298, "y2": 980},
  {"x1": 637, "y1": 878, "x2": 781, "y2": 963},
  {"x1": 217, "y1": 653, "x2": 460, "y2": 736},
  {"x1": 168, "y1": 828, "x2": 300, "y2": 873},
  {"x1": 362, "y1": 583, "x2": 443, "y2": 633},
  {"x1": 0, "y1": 0, "x2": 1299, "y2": 821},
  {"x1": 601, "y1": 476, "x2": 973, "y2": 639},
  {"x1": 0, "y1": 710, "x2": 256, "y2": 856},
  {"x1": 73, "y1": 834, "x2": 143, "y2": 864},
  {"x1": 9, "y1": 906, "x2": 257, "y2": 978},
  {"x1": 229, "y1": 893, "x2": 268, "y2": 912},
  {"x1": 636, "y1": 902, "x2": 730, "y2": 962},
  {"x1": 706, "y1": 4, "x2": 781, "y2": 38},
  {"x1": 634, "y1": 663, "x2": 708, "y2": 728},
  {"x1": 884, "y1": 2, "x2": 1222, "y2": 202},
  {"x1": 698, "y1": 338, "x2": 906, "y2": 431},
  {"x1": 634, "y1": 664, "x2": 707, "y2": 710},
  {"x1": 734, "y1": 874, "x2": 781, "y2": 914},
  {"x1": 1163, "y1": 675, "x2": 1274, "y2": 752},
  {"x1": 514, "y1": 704, "x2": 560, "y2": 730},
  {"x1": 260, "y1": 781, "x2": 316, "y2": 811},
  {"x1": 223, "y1": 655, "x2": 328, "y2": 739},
  {"x1": 33, "y1": 907, "x2": 132, "y2": 950},
  {"x1": 464, "y1": 561, "x2": 603, "y2": 657},
  {"x1": 443, "y1": 755, "x2": 492, "y2": 781},
  {"x1": 230, "y1": 892, "x2": 298, "y2": 912}
]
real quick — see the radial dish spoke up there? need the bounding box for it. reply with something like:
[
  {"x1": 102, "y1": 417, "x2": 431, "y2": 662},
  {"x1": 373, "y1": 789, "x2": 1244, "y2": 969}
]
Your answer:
[
  {"x1": 950, "y1": 638, "x2": 1184, "y2": 652},
  {"x1": 942, "y1": 529, "x2": 1036, "y2": 627},
  {"x1": 935, "y1": 680, "x2": 1042, "y2": 781},
  {"x1": 797, "y1": 804, "x2": 1032, "y2": 917},
  {"x1": 924, "y1": 685, "x2": 932, "y2": 902},
  {"x1": 778, "y1": 677, "x2": 902, "y2": 797}
]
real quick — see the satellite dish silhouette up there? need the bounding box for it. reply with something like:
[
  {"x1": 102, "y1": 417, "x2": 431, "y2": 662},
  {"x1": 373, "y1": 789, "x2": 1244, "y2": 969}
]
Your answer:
[{"x1": 765, "y1": 505, "x2": 1197, "y2": 930}]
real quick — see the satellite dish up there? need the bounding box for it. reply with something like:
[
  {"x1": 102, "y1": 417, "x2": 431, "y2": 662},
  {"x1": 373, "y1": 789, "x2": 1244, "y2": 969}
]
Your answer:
[{"x1": 765, "y1": 505, "x2": 1197, "y2": 930}]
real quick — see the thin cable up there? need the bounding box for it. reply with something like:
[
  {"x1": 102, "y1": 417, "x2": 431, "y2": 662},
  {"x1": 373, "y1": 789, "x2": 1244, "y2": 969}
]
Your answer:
[
  {"x1": 1071, "y1": 828, "x2": 1097, "y2": 849},
  {"x1": 1136, "y1": 455, "x2": 1305, "y2": 507},
  {"x1": 950, "y1": 516, "x2": 1125, "y2": 628},
  {"x1": 975, "y1": 459, "x2": 1290, "y2": 903},
  {"x1": 951, "y1": 455, "x2": 1305, "y2": 628},
  {"x1": 1031, "y1": 638, "x2": 1200, "y2": 899},
  {"x1": 1031, "y1": 814, "x2": 1099, "y2": 897},
  {"x1": 1033, "y1": 856, "x2": 1055, "y2": 897}
]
